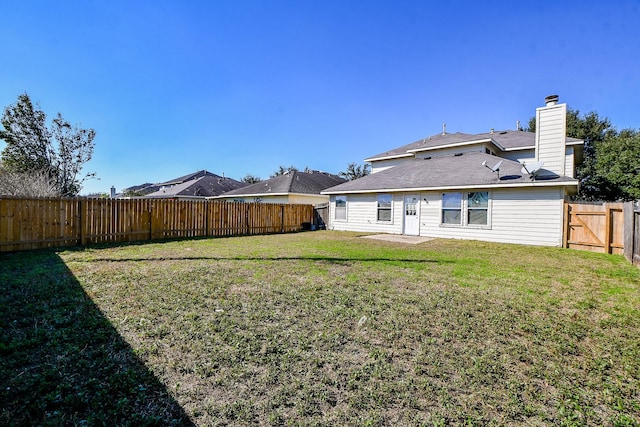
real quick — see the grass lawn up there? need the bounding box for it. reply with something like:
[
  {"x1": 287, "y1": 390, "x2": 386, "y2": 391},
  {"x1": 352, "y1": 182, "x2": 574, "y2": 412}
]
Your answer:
[{"x1": 1, "y1": 231, "x2": 639, "y2": 426}]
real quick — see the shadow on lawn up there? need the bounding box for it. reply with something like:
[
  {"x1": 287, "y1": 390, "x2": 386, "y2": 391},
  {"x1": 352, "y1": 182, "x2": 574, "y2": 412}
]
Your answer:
[
  {"x1": 0, "y1": 250, "x2": 194, "y2": 426},
  {"x1": 71, "y1": 255, "x2": 451, "y2": 264}
]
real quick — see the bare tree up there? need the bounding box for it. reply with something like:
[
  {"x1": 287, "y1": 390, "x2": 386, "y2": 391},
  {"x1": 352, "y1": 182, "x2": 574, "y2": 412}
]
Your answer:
[{"x1": 0, "y1": 166, "x2": 61, "y2": 197}]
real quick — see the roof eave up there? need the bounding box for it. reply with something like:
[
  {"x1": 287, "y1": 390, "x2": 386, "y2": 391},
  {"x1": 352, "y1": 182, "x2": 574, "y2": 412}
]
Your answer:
[
  {"x1": 322, "y1": 180, "x2": 578, "y2": 195},
  {"x1": 500, "y1": 146, "x2": 535, "y2": 152},
  {"x1": 364, "y1": 153, "x2": 413, "y2": 162},
  {"x1": 215, "y1": 192, "x2": 292, "y2": 198},
  {"x1": 406, "y1": 138, "x2": 498, "y2": 154}
]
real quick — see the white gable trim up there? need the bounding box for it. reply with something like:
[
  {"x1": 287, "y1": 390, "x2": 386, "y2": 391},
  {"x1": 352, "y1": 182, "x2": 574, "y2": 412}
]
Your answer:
[
  {"x1": 500, "y1": 146, "x2": 534, "y2": 152},
  {"x1": 566, "y1": 139, "x2": 584, "y2": 146},
  {"x1": 364, "y1": 153, "x2": 413, "y2": 162}
]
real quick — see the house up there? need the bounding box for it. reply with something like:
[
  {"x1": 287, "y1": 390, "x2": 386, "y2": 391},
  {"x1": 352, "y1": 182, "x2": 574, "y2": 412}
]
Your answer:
[
  {"x1": 321, "y1": 95, "x2": 584, "y2": 247},
  {"x1": 215, "y1": 170, "x2": 346, "y2": 206},
  {"x1": 121, "y1": 170, "x2": 247, "y2": 199}
]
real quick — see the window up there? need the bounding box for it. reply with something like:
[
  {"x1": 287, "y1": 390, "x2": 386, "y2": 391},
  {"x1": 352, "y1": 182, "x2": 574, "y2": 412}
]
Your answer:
[
  {"x1": 335, "y1": 196, "x2": 347, "y2": 220},
  {"x1": 441, "y1": 192, "x2": 490, "y2": 227},
  {"x1": 442, "y1": 192, "x2": 462, "y2": 225},
  {"x1": 377, "y1": 194, "x2": 392, "y2": 221},
  {"x1": 467, "y1": 192, "x2": 488, "y2": 225}
]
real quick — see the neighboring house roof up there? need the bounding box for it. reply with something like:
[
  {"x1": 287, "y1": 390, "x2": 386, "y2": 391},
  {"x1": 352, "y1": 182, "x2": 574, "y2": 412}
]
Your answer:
[
  {"x1": 124, "y1": 182, "x2": 154, "y2": 191},
  {"x1": 120, "y1": 182, "x2": 159, "y2": 196},
  {"x1": 365, "y1": 130, "x2": 583, "y2": 161},
  {"x1": 322, "y1": 152, "x2": 578, "y2": 194},
  {"x1": 220, "y1": 170, "x2": 347, "y2": 197},
  {"x1": 141, "y1": 170, "x2": 247, "y2": 198},
  {"x1": 156, "y1": 170, "x2": 211, "y2": 186}
]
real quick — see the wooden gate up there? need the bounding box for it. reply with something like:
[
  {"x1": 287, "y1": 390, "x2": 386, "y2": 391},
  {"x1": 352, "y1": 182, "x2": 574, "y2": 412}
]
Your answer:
[{"x1": 564, "y1": 202, "x2": 625, "y2": 255}]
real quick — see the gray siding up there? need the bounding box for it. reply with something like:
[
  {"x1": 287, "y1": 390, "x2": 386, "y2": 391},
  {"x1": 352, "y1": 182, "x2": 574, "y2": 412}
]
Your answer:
[
  {"x1": 329, "y1": 194, "x2": 403, "y2": 234},
  {"x1": 420, "y1": 187, "x2": 564, "y2": 246},
  {"x1": 414, "y1": 145, "x2": 485, "y2": 159},
  {"x1": 565, "y1": 146, "x2": 575, "y2": 178},
  {"x1": 370, "y1": 157, "x2": 411, "y2": 173},
  {"x1": 329, "y1": 187, "x2": 565, "y2": 247},
  {"x1": 500, "y1": 150, "x2": 535, "y2": 163}
]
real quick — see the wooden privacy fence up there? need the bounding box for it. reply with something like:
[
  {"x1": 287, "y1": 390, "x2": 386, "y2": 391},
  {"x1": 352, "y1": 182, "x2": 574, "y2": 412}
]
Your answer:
[{"x1": 0, "y1": 197, "x2": 314, "y2": 252}]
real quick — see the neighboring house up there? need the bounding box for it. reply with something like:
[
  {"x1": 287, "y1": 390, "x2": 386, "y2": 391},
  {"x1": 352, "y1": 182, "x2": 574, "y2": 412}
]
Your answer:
[
  {"x1": 322, "y1": 95, "x2": 584, "y2": 247},
  {"x1": 215, "y1": 170, "x2": 346, "y2": 205},
  {"x1": 121, "y1": 170, "x2": 247, "y2": 199},
  {"x1": 120, "y1": 182, "x2": 157, "y2": 196}
]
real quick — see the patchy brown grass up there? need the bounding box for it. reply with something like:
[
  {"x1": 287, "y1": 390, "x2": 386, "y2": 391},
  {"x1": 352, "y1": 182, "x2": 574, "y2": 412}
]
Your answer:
[{"x1": 2, "y1": 231, "x2": 639, "y2": 425}]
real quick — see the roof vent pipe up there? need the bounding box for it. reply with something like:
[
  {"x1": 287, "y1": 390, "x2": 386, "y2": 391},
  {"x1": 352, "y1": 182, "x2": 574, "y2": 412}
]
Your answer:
[
  {"x1": 442, "y1": 123, "x2": 446, "y2": 135},
  {"x1": 516, "y1": 120, "x2": 521, "y2": 131},
  {"x1": 545, "y1": 94, "x2": 559, "y2": 106}
]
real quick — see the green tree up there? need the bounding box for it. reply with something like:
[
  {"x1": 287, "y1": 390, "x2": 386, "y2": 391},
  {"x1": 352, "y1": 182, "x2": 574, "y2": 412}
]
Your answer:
[
  {"x1": 270, "y1": 165, "x2": 298, "y2": 178},
  {"x1": 567, "y1": 110, "x2": 614, "y2": 200},
  {"x1": 339, "y1": 162, "x2": 370, "y2": 181},
  {"x1": 241, "y1": 173, "x2": 262, "y2": 184},
  {"x1": 121, "y1": 189, "x2": 147, "y2": 197},
  {"x1": 595, "y1": 129, "x2": 640, "y2": 200},
  {"x1": 84, "y1": 192, "x2": 110, "y2": 199},
  {"x1": 0, "y1": 93, "x2": 52, "y2": 174},
  {"x1": 0, "y1": 93, "x2": 96, "y2": 196}
]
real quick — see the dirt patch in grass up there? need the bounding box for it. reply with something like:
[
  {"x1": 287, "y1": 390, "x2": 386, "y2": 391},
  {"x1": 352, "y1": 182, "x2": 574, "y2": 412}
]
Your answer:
[{"x1": 2, "y1": 231, "x2": 640, "y2": 425}]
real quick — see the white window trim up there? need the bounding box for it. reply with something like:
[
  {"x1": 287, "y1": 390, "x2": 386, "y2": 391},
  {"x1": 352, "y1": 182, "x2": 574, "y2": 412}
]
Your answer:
[
  {"x1": 440, "y1": 191, "x2": 492, "y2": 229},
  {"x1": 334, "y1": 195, "x2": 348, "y2": 222},
  {"x1": 376, "y1": 194, "x2": 393, "y2": 223}
]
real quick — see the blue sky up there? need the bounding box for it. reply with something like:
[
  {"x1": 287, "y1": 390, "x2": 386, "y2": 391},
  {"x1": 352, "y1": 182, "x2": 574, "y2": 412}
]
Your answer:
[{"x1": 1, "y1": 1, "x2": 639, "y2": 195}]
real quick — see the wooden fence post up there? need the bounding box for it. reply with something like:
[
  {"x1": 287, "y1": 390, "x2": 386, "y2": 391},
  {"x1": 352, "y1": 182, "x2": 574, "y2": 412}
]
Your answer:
[
  {"x1": 205, "y1": 200, "x2": 209, "y2": 237},
  {"x1": 245, "y1": 204, "x2": 250, "y2": 236},
  {"x1": 78, "y1": 198, "x2": 83, "y2": 246},
  {"x1": 563, "y1": 202, "x2": 570, "y2": 248},
  {"x1": 635, "y1": 207, "x2": 640, "y2": 266},
  {"x1": 604, "y1": 203, "x2": 612, "y2": 254},
  {"x1": 79, "y1": 199, "x2": 87, "y2": 246},
  {"x1": 148, "y1": 201, "x2": 153, "y2": 241},
  {"x1": 624, "y1": 201, "x2": 634, "y2": 263}
]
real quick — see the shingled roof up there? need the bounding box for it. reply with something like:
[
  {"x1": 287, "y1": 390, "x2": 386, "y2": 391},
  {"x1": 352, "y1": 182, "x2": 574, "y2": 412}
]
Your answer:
[
  {"x1": 365, "y1": 130, "x2": 583, "y2": 161},
  {"x1": 222, "y1": 170, "x2": 346, "y2": 197},
  {"x1": 143, "y1": 170, "x2": 247, "y2": 198},
  {"x1": 323, "y1": 152, "x2": 578, "y2": 194}
]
